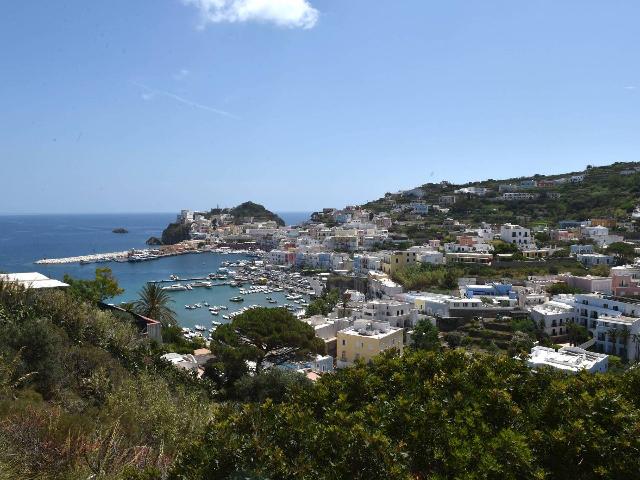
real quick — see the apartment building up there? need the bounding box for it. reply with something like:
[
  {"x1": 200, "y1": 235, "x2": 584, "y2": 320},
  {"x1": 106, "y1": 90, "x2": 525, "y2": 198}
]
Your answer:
[
  {"x1": 500, "y1": 224, "x2": 533, "y2": 248},
  {"x1": 381, "y1": 250, "x2": 418, "y2": 276},
  {"x1": 576, "y1": 253, "x2": 615, "y2": 267},
  {"x1": 530, "y1": 301, "x2": 576, "y2": 338},
  {"x1": 611, "y1": 264, "x2": 640, "y2": 297},
  {"x1": 556, "y1": 274, "x2": 612, "y2": 294},
  {"x1": 354, "y1": 299, "x2": 416, "y2": 328},
  {"x1": 336, "y1": 320, "x2": 403, "y2": 368}
]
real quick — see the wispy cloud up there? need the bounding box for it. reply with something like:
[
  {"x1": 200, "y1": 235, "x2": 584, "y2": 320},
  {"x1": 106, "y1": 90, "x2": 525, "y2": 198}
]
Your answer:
[
  {"x1": 174, "y1": 68, "x2": 190, "y2": 80},
  {"x1": 182, "y1": 0, "x2": 319, "y2": 29},
  {"x1": 624, "y1": 85, "x2": 636, "y2": 91},
  {"x1": 133, "y1": 81, "x2": 239, "y2": 119}
]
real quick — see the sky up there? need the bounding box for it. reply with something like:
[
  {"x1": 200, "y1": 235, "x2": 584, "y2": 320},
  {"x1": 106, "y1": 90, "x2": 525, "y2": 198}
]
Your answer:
[{"x1": 1, "y1": 0, "x2": 639, "y2": 214}]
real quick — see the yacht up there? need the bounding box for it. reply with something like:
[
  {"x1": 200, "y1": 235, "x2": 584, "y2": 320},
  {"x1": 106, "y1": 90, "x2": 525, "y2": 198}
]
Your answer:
[
  {"x1": 162, "y1": 283, "x2": 187, "y2": 291},
  {"x1": 229, "y1": 296, "x2": 244, "y2": 302}
]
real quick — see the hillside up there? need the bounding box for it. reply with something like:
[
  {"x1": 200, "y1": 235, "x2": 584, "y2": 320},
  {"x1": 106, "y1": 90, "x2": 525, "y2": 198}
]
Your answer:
[
  {"x1": 365, "y1": 161, "x2": 640, "y2": 226},
  {"x1": 207, "y1": 201, "x2": 285, "y2": 226}
]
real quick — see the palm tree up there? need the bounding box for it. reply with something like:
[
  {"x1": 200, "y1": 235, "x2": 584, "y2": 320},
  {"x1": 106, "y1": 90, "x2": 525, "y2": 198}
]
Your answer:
[
  {"x1": 133, "y1": 283, "x2": 177, "y2": 327},
  {"x1": 607, "y1": 328, "x2": 619, "y2": 355},
  {"x1": 631, "y1": 333, "x2": 640, "y2": 363},
  {"x1": 618, "y1": 326, "x2": 631, "y2": 360}
]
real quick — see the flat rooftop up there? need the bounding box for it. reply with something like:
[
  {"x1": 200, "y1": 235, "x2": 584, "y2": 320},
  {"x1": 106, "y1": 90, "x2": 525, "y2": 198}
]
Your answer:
[{"x1": 0, "y1": 272, "x2": 68, "y2": 289}]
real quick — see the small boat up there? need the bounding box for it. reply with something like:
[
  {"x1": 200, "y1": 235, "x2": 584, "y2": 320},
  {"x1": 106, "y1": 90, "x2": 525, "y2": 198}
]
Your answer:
[
  {"x1": 229, "y1": 296, "x2": 244, "y2": 302},
  {"x1": 203, "y1": 301, "x2": 209, "y2": 307},
  {"x1": 222, "y1": 315, "x2": 230, "y2": 320},
  {"x1": 268, "y1": 299, "x2": 277, "y2": 304},
  {"x1": 185, "y1": 284, "x2": 193, "y2": 290},
  {"x1": 185, "y1": 305, "x2": 196, "y2": 310},
  {"x1": 210, "y1": 310, "x2": 219, "y2": 316},
  {"x1": 211, "y1": 321, "x2": 222, "y2": 326},
  {"x1": 194, "y1": 325, "x2": 206, "y2": 331}
]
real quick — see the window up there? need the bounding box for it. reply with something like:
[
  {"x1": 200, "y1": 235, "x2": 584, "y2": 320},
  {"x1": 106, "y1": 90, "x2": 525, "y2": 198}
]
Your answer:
[{"x1": 342, "y1": 339, "x2": 346, "y2": 346}]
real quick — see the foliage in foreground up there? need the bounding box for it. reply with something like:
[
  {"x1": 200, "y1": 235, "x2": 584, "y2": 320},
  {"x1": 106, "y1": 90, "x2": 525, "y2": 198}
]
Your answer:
[
  {"x1": 172, "y1": 349, "x2": 640, "y2": 480},
  {"x1": 0, "y1": 281, "x2": 211, "y2": 479}
]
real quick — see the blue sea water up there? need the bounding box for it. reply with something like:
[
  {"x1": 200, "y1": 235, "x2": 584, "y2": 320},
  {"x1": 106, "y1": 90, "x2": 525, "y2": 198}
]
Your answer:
[{"x1": 0, "y1": 212, "x2": 312, "y2": 328}]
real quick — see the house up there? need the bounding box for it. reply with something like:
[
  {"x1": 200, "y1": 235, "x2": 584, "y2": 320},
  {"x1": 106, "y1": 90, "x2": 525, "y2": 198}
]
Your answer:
[
  {"x1": 336, "y1": 320, "x2": 403, "y2": 368},
  {"x1": 354, "y1": 299, "x2": 416, "y2": 328},
  {"x1": 438, "y1": 195, "x2": 457, "y2": 205},
  {"x1": 611, "y1": 264, "x2": 640, "y2": 297},
  {"x1": 527, "y1": 346, "x2": 608, "y2": 374},
  {"x1": 381, "y1": 250, "x2": 418, "y2": 276},
  {"x1": 461, "y1": 282, "x2": 515, "y2": 299},
  {"x1": 368, "y1": 271, "x2": 403, "y2": 298},
  {"x1": 98, "y1": 303, "x2": 163, "y2": 344},
  {"x1": 0, "y1": 272, "x2": 69, "y2": 289},
  {"x1": 502, "y1": 192, "x2": 539, "y2": 201},
  {"x1": 530, "y1": 301, "x2": 576, "y2": 338},
  {"x1": 303, "y1": 316, "x2": 352, "y2": 357},
  {"x1": 445, "y1": 252, "x2": 493, "y2": 265},
  {"x1": 161, "y1": 352, "x2": 199, "y2": 373},
  {"x1": 500, "y1": 224, "x2": 533, "y2": 248},
  {"x1": 576, "y1": 253, "x2": 615, "y2": 267},
  {"x1": 556, "y1": 274, "x2": 612, "y2": 294},
  {"x1": 570, "y1": 244, "x2": 594, "y2": 255}
]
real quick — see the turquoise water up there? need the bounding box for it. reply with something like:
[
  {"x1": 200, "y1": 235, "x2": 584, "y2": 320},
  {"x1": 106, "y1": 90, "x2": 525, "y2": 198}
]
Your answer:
[{"x1": 0, "y1": 212, "x2": 311, "y2": 328}]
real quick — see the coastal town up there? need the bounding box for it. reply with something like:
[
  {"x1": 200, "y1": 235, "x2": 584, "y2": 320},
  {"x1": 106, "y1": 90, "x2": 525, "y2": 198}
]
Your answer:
[{"x1": 20, "y1": 163, "x2": 640, "y2": 378}]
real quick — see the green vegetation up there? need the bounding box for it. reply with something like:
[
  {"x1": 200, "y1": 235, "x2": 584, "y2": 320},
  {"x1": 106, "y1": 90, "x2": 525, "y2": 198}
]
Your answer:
[
  {"x1": 133, "y1": 282, "x2": 177, "y2": 327},
  {"x1": 546, "y1": 281, "x2": 583, "y2": 295},
  {"x1": 209, "y1": 307, "x2": 324, "y2": 374},
  {"x1": 171, "y1": 348, "x2": 640, "y2": 479},
  {"x1": 161, "y1": 222, "x2": 192, "y2": 245},
  {"x1": 365, "y1": 161, "x2": 640, "y2": 228},
  {"x1": 606, "y1": 241, "x2": 638, "y2": 263},
  {"x1": 392, "y1": 264, "x2": 460, "y2": 291},
  {"x1": 410, "y1": 318, "x2": 441, "y2": 351},
  {"x1": 63, "y1": 267, "x2": 123, "y2": 303},
  {"x1": 0, "y1": 279, "x2": 211, "y2": 479},
  {"x1": 392, "y1": 260, "x2": 588, "y2": 291},
  {"x1": 304, "y1": 288, "x2": 340, "y2": 316},
  {"x1": 207, "y1": 201, "x2": 285, "y2": 226}
]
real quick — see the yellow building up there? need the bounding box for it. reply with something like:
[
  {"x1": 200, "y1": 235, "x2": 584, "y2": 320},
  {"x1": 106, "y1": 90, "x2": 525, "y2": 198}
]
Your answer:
[
  {"x1": 336, "y1": 320, "x2": 404, "y2": 367},
  {"x1": 381, "y1": 250, "x2": 418, "y2": 276}
]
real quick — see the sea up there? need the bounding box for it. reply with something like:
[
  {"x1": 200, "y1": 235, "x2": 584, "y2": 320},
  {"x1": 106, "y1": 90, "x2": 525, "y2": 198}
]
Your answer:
[{"x1": 0, "y1": 212, "x2": 312, "y2": 328}]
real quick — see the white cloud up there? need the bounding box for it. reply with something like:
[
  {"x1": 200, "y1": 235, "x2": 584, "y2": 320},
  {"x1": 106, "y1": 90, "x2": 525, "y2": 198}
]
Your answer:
[
  {"x1": 133, "y1": 81, "x2": 239, "y2": 119},
  {"x1": 174, "y1": 68, "x2": 190, "y2": 80},
  {"x1": 624, "y1": 85, "x2": 636, "y2": 91},
  {"x1": 182, "y1": 0, "x2": 319, "y2": 29}
]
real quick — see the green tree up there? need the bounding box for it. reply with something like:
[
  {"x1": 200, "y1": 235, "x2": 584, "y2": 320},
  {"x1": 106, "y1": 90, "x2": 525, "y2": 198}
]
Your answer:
[
  {"x1": 546, "y1": 282, "x2": 582, "y2": 295},
  {"x1": 606, "y1": 242, "x2": 637, "y2": 263},
  {"x1": 232, "y1": 368, "x2": 312, "y2": 403},
  {"x1": 133, "y1": 282, "x2": 177, "y2": 327},
  {"x1": 508, "y1": 331, "x2": 534, "y2": 357},
  {"x1": 210, "y1": 307, "x2": 324, "y2": 372},
  {"x1": 63, "y1": 267, "x2": 123, "y2": 304},
  {"x1": 567, "y1": 322, "x2": 589, "y2": 346},
  {"x1": 411, "y1": 319, "x2": 440, "y2": 351}
]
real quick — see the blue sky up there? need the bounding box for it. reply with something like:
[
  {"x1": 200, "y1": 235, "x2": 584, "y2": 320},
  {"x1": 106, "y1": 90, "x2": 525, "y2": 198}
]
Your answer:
[{"x1": 1, "y1": 0, "x2": 638, "y2": 214}]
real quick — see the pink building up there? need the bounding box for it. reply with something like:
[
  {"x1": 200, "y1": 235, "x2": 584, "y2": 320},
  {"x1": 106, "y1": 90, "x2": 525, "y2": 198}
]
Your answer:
[
  {"x1": 611, "y1": 265, "x2": 640, "y2": 297},
  {"x1": 556, "y1": 274, "x2": 612, "y2": 294}
]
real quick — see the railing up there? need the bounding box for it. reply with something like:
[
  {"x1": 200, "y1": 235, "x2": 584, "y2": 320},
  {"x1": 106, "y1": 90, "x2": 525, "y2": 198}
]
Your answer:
[{"x1": 578, "y1": 337, "x2": 596, "y2": 350}]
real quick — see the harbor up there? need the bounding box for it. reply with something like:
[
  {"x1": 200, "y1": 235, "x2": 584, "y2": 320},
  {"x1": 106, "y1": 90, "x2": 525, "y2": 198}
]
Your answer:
[{"x1": 34, "y1": 244, "x2": 264, "y2": 265}]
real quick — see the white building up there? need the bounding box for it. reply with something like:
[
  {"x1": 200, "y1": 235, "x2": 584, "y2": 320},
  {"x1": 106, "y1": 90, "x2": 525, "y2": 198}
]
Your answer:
[
  {"x1": 527, "y1": 346, "x2": 608, "y2": 374},
  {"x1": 500, "y1": 224, "x2": 533, "y2": 248},
  {"x1": 554, "y1": 294, "x2": 640, "y2": 362},
  {"x1": 354, "y1": 299, "x2": 417, "y2": 328},
  {"x1": 576, "y1": 253, "x2": 615, "y2": 267},
  {"x1": 0, "y1": 272, "x2": 69, "y2": 289},
  {"x1": 530, "y1": 301, "x2": 576, "y2": 338}
]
